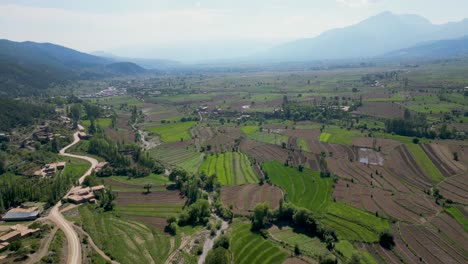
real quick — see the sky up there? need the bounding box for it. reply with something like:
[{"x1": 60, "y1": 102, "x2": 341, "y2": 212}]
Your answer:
[{"x1": 1, "y1": 0, "x2": 467, "y2": 61}]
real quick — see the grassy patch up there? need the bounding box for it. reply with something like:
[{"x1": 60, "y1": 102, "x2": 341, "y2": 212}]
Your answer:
[
  {"x1": 82, "y1": 118, "x2": 112, "y2": 129},
  {"x1": 297, "y1": 138, "x2": 311, "y2": 152},
  {"x1": 62, "y1": 157, "x2": 90, "y2": 181},
  {"x1": 319, "y1": 127, "x2": 363, "y2": 145},
  {"x1": 246, "y1": 131, "x2": 289, "y2": 146},
  {"x1": 240, "y1": 125, "x2": 259, "y2": 135},
  {"x1": 200, "y1": 152, "x2": 258, "y2": 185},
  {"x1": 269, "y1": 226, "x2": 329, "y2": 258},
  {"x1": 335, "y1": 240, "x2": 377, "y2": 264},
  {"x1": 109, "y1": 174, "x2": 171, "y2": 186},
  {"x1": 323, "y1": 203, "x2": 389, "y2": 242},
  {"x1": 263, "y1": 161, "x2": 332, "y2": 213},
  {"x1": 230, "y1": 221, "x2": 288, "y2": 264},
  {"x1": 149, "y1": 145, "x2": 203, "y2": 174},
  {"x1": 445, "y1": 207, "x2": 468, "y2": 232},
  {"x1": 78, "y1": 205, "x2": 172, "y2": 264},
  {"x1": 373, "y1": 133, "x2": 430, "y2": 144},
  {"x1": 146, "y1": 121, "x2": 195, "y2": 142},
  {"x1": 405, "y1": 144, "x2": 444, "y2": 182},
  {"x1": 364, "y1": 93, "x2": 404, "y2": 102}
]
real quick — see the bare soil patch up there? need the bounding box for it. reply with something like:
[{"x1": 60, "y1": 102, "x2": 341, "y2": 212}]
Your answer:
[{"x1": 220, "y1": 184, "x2": 282, "y2": 216}]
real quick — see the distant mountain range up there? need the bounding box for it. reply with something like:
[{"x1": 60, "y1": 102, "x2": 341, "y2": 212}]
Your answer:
[
  {"x1": 0, "y1": 39, "x2": 148, "y2": 96},
  {"x1": 385, "y1": 36, "x2": 468, "y2": 58},
  {"x1": 262, "y1": 12, "x2": 468, "y2": 61}
]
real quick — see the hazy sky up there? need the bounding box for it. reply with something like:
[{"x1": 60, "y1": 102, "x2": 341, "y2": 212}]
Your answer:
[{"x1": 1, "y1": 0, "x2": 467, "y2": 60}]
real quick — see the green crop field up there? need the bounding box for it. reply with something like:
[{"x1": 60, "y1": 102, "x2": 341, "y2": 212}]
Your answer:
[
  {"x1": 364, "y1": 93, "x2": 405, "y2": 102},
  {"x1": 323, "y1": 203, "x2": 389, "y2": 242},
  {"x1": 230, "y1": 222, "x2": 288, "y2": 264},
  {"x1": 78, "y1": 205, "x2": 172, "y2": 264},
  {"x1": 319, "y1": 127, "x2": 363, "y2": 145},
  {"x1": 149, "y1": 144, "x2": 204, "y2": 174},
  {"x1": 240, "y1": 125, "x2": 259, "y2": 135},
  {"x1": 335, "y1": 240, "x2": 377, "y2": 264},
  {"x1": 82, "y1": 118, "x2": 112, "y2": 129},
  {"x1": 405, "y1": 144, "x2": 444, "y2": 182},
  {"x1": 246, "y1": 131, "x2": 289, "y2": 146},
  {"x1": 297, "y1": 138, "x2": 311, "y2": 152},
  {"x1": 62, "y1": 157, "x2": 90, "y2": 181},
  {"x1": 269, "y1": 226, "x2": 329, "y2": 258},
  {"x1": 109, "y1": 174, "x2": 171, "y2": 186},
  {"x1": 199, "y1": 152, "x2": 258, "y2": 185},
  {"x1": 146, "y1": 121, "x2": 195, "y2": 142},
  {"x1": 445, "y1": 207, "x2": 468, "y2": 232},
  {"x1": 263, "y1": 161, "x2": 332, "y2": 213}
]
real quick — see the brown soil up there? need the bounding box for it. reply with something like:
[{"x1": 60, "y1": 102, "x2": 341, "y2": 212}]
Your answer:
[
  {"x1": 220, "y1": 184, "x2": 282, "y2": 216},
  {"x1": 354, "y1": 101, "x2": 405, "y2": 118}
]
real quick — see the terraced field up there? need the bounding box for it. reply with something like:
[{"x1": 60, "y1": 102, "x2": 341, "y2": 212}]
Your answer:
[
  {"x1": 269, "y1": 226, "x2": 330, "y2": 258},
  {"x1": 335, "y1": 240, "x2": 377, "y2": 264},
  {"x1": 199, "y1": 152, "x2": 258, "y2": 185},
  {"x1": 262, "y1": 161, "x2": 332, "y2": 213},
  {"x1": 78, "y1": 205, "x2": 172, "y2": 264},
  {"x1": 230, "y1": 222, "x2": 288, "y2": 264},
  {"x1": 245, "y1": 130, "x2": 289, "y2": 146},
  {"x1": 149, "y1": 143, "x2": 204, "y2": 173},
  {"x1": 323, "y1": 203, "x2": 390, "y2": 242},
  {"x1": 405, "y1": 143, "x2": 444, "y2": 182},
  {"x1": 146, "y1": 121, "x2": 195, "y2": 142},
  {"x1": 318, "y1": 127, "x2": 363, "y2": 145}
]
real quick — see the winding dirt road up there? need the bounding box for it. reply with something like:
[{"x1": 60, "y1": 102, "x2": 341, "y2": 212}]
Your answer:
[{"x1": 47, "y1": 125, "x2": 99, "y2": 264}]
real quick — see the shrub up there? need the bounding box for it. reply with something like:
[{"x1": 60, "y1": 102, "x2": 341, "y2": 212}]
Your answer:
[{"x1": 379, "y1": 231, "x2": 395, "y2": 249}]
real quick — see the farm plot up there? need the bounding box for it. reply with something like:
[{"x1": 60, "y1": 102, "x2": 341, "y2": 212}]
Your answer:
[
  {"x1": 323, "y1": 203, "x2": 390, "y2": 242},
  {"x1": 400, "y1": 223, "x2": 467, "y2": 264},
  {"x1": 149, "y1": 143, "x2": 204, "y2": 174},
  {"x1": 262, "y1": 161, "x2": 332, "y2": 213},
  {"x1": 318, "y1": 127, "x2": 364, "y2": 145},
  {"x1": 78, "y1": 205, "x2": 172, "y2": 264},
  {"x1": 230, "y1": 221, "x2": 288, "y2": 264},
  {"x1": 444, "y1": 207, "x2": 468, "y2": 232},
  {"x1": 332, "y1": 180, "x2": 439, "y2": 223},
  {"x1": 429, "y1": 212, "x2": 468, "y2": 247},
  {"x1": 269, "y1": 226, "x2": 330, "y2": 259},
  {"x1": 246, "y1": 130, "x2": 289, "y2": 146},
  {"x1": 354, "y1": 101, "x2": 405, "y2": 119},
  {"x1": 199, "y1": 152, "x2": 258, "y2": 185},
  {"x1": 420, "y1": 143, "x2": 467, "y2": 177},
  {"x1": 358, "y1": 148, "x2": 384, "y2": 166},
  {"x1": 146, "y1": 121, "x2": 195, "y2": 142},
  {"x1": 335, "y1": 240, "x2": 377, "y2": 264},
  {"x1": 405, "y1": 144, "x2": 444, "y2": 182},
  {"x1": 438, "y1": 173, "x2": 468, "y2": 204},
  {"x1": 205, "y1": 126, "x2": 243, "y2": 153},
  {"x1": 220, "y1": 184, "x2": 282, "y2": 215}
]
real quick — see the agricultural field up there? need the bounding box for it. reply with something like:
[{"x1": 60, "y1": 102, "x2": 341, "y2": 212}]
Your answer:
[
  {"x1": 405, "y1": 143, "x2": 444, "y2": 182},
  {"x1": 318, "y1": 126, "x2": 364, "y2": 145},
  {"x1": 149, "y1": 143, "x2": 204, "y2": 173},
  {"x1": 220, "y1": 184, "x2": 282, "y2": 215},
  {"x1": 269, "y1": 226, "x2": 330, "y2": 258},
  {"x1": 146, "y1": 121, "x2": 196, "y2": 142},
  {"x1": 230, "y1": 221, "x2": 288, "y2": 264},
  {"x1": 199, "y1": 152, "x2": 258, "y2": 185},
  {"x1": 77, "y1": 205, "x2": 172, "y2": 264},
  {"x1": 263, "y1": 161, "x2": 333, "y2": 213},
  {"x1": 335, "y1": 240, "x2": 376, "y2": 264}
]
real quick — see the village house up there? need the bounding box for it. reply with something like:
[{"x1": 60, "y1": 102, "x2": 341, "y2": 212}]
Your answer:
[
  {"x1": 67, "y1": 185, "x2": 105, "y2": 204},
  {"x1": 78, "y1": 132, "x2": 92, "y2": 140},
  {"x1": 2, "y1": 207, "x2": 40, "y2": 222},
  {"x1": 0, "y1": 224, "x2": 40, "y2": 251}
]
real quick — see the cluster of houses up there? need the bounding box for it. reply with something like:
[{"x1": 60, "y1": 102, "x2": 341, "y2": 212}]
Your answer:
[
  {"x1": 80, "y1": 87, "x2": 126, "y2": 98},
  {"x1": 0, "y1": 224, "x2": 40, "y2": 251},
  {"x1": 33, "y1": 162, "x2": 66, "y2": 177},
  {"x1": 66, "y1": 185, "x2": 105, "y2": 204}
]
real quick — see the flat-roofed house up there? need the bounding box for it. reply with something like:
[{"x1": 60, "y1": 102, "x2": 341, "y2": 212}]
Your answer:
[{"x1": 2, "y1": 207, "x2": 40, "y2": 222}]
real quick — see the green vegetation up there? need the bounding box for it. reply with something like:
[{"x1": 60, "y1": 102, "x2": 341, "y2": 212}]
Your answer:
[
  {"x1": 200, "y1": 152, "x2": 257, "y2": 185},
  {"x1": 405, "y1": 144, "x2": 444, "y2": 182},
  {"x1": 0, "y1": 98, "x2": 55, "y2": 131},
  {"x1": 78, "y1": 205, "x2": 172, "y2": 263},
  {"x1": 323, "y1": 203, "x2": 390, "y2": 242},
  {"x1": 445, "y1": 207, "x2": 468, "y2": 232},
  {"x1": 41, "y1": 230, "x2": 65, "y2": 263},
  {"x1": 297, "y1": 138, "x2": 311, "y2": 152},
  {"x1": 240, "y1": 125, "x2": 259, "y2": 135},
  {"x1": 246, "y1": 131, "x2": 289, "y2": 146},
  {"x1": 149, "y1": 145, "x2": 203, "y2": 174},
  {"x1": 230, "y1": 222, "x2": 288, "y2": 264},
  {"x1": 335, "y1": 240, "x2": 377, "y2": 264},
  {"x1": 109, "y1": 174, "x2": 171, "y2": 186},
  {"x1": 146, "y1": 121, "x2": 195, "y2": 142},
  {"x1": 319, "y1": 127, "x2": 363, "y2": 145},
  {"x1": 269, "y1": 226, "x2": 329, "y2": 258},
  {"x1": 82, "y1": 118, "x2": 112, "y2": 128},
  {"x1": 62, "y1": 157, "x2": 90, "y2": 181},
  {"x1": 263, "y1": 161, "x2": 332, "y2": 213},
  {"x1": 364, "y1": 93, "x2": 404, "y2": 102}
]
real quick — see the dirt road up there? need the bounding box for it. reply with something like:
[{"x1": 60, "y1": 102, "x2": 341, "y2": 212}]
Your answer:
[{"x1": 47, "y1": 125, "x2": 100, "y2": 264}]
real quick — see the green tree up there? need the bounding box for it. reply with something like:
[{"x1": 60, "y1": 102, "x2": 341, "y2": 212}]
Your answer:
[
  {"x1": 144, "y1": 183, "x2": 152, "y2": 194},
  {"x1": 252, "y1": 202, "x2": 270, "y2": 230}
]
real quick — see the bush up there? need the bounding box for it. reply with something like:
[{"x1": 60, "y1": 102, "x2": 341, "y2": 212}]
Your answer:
[
  {"x1": 412, "y1": 137, "x2": 420, "y2": 144},
  {"x1": 213, "y1": 234, "x2": 230, "y2": 249},
  {"x1": 379, "y1": 231, "x2": 395, "y2": 249}
]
